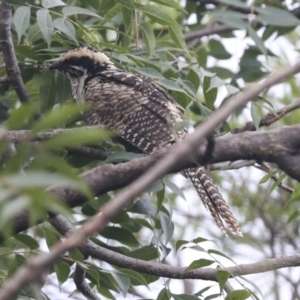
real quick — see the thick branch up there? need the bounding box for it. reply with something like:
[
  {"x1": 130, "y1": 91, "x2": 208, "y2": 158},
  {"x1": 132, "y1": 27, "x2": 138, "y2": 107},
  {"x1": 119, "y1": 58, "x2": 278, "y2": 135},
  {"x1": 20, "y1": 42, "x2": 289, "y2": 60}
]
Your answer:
[
  {"x1": 0, "y1": 3, "x2": 30, "y2": 103},
  {"x1": 2, "y1": 125, "x2": 300, "y2": 244}
]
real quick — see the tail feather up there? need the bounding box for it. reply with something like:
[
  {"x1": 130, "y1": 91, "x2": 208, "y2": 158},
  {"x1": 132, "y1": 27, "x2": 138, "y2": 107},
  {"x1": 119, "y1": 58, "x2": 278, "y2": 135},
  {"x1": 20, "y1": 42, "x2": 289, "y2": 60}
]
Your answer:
[{"x1": 184, "y1": 168, "x2": 242, "y2": 236}]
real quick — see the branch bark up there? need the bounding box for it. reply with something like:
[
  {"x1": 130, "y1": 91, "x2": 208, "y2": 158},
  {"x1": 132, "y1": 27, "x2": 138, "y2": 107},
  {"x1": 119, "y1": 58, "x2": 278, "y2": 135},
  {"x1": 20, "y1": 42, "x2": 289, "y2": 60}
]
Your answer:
[
  {"x1": 0, "y1": 3, "x2": 30, "y2": 103},
  {"x1": 73, "y1": 264, "x2": 101, "y2": 300},
  {"x1": 1, "y1": 124, "x2": 300, "y2": 244}
]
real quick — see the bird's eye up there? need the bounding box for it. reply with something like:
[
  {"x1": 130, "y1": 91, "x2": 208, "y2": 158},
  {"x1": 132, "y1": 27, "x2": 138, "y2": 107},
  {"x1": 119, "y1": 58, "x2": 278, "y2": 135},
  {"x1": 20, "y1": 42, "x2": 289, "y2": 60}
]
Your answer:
[{"x1": 67, "y1": 66, "x2": 84, "y2": 78}]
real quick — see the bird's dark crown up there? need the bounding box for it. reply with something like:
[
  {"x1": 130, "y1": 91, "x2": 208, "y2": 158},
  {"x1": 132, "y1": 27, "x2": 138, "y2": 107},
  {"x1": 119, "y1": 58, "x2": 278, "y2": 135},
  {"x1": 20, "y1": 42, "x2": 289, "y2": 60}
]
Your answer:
[{"x1": 49, "y1": 46, "x2": 115, "y2": 78}]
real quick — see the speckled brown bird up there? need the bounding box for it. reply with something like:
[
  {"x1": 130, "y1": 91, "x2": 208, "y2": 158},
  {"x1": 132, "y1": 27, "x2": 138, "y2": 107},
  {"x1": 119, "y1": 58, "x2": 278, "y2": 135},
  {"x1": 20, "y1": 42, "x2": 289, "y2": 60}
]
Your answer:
[{"x1": 50, "y1": 46, "x2": 242, "y2": 236}]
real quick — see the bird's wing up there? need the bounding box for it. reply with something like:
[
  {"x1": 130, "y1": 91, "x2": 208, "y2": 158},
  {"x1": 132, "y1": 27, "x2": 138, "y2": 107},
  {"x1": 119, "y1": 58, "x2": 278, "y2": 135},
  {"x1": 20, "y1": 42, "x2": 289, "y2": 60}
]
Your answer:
[{"x1": 84, "y1": 70, "x2": 187, "y2": 153}]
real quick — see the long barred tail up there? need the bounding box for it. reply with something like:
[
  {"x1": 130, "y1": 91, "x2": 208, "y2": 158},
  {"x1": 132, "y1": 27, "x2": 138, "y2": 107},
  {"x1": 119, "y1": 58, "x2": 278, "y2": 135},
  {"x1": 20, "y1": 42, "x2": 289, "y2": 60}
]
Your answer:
[{"x1": 184, "y1": 168, "x2": 242, "y2": 236}]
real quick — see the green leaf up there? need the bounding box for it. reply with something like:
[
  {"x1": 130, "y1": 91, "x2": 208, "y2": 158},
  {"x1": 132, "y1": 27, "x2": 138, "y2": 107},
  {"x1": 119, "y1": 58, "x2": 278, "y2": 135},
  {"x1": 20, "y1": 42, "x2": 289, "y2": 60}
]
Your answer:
[
  {"x1": 14, "y1": 45, "x2": 40, "y2": 60},
  {"x1": 247, "y1": 25, "x2": 267, "y2": 56},
  {"x1": 101, "y1": 226, "x2": 139, "y2": 246},
  {"x1": 286, "y1": 184, "x2": 300, "y2": 206},
  {"x1": 225, "y1": 289, "x2": 251, "y2": 300},
  {"x1": 156, "y1": 188, "x2": 165, "y2": 212},
  {"x1": 151, "y1": 0, "x2": 183, "y2": 10},
  {"x1": 62, "y1": 6, "x2": 101, "y2": 18},
  {"x1": 55, "y1": 73, "x2": 72, "y2": 103},
  {"x1": 226, "y1": 84, "x2": 239, "y2": 96},
  {"x1": 259, "y1": 170, "x2": 278, "y2": 184},
  {"x1": 129, "y1": 199, "x2": 157, "y2": 215},
  {"x1": 100, "y1": 3, "x2": 123, "y2": 25},
  {"x1": 13, "y1": 234, "x2": 39, "y2": 250},
  {"x1": 140, "y1": 21, "x2": 156, "y2": 57},
  {"x1": 104, "y1": 151, "x2": 144, "y2": 163},
  {"x1": 54, "y1": 260, "x2": 70, "y2": 284},
  {"x1": 69, "y1": 249, "x2": 84, "y2": 262},
  {"x1": 208, "y1": 249, "x2": 237, "y2": 264},
  {"x1": 168, "y1": 25, "x2": 189, "y2": 53},
  {"x1": 159, "y1": 212, "x2": 174, "y2": 244},
  {"x1": 268, "y1": 173, "x2": 287, "y2": 196},
  {"x1": 135, "y1": 67, "x2": 165, "y2": 79},
  {"x1": 43, "y1": 128, "x2": 112, "y2": 149},
  {"x1": 185, "y1": 258, "x2": 214, "y2": 271},
  {"x1": 175, "y1": 239, "x2": 189, "y2": 251},
  {"x1": 118, "y1": 268, "x2": 148, "y2": 286},
  {"x1": 210, "y1": 10, "x2": 248, "y2": 30},
  {"x1": 192, "y1": 237, "x2": 208, "y2": 244},
  {"x1": 39, "y1": 72, "x2": 56, "y2": 110},
  {"x1": 4, "y1": 171, "x2": 81, "y2": 188},
  {"x1": 288, "y1": 211, "x2": 300, "y2": 223},
  {"x1": 256, "y1": 6, "x2": 300, "y2": 27},
  {"x1": 42, "y1": 225, "x2": 61, "y2": 249},
  {"x1": 32, "y1": 104, "x2": 82, "y2": 132},
  {"x1": 13, "y1": 6, "x2": 30, "y2": 43},
  {"x1": 159, "y1": 78, "x2": 185, "y2": 92},
  {"x1": 53, "y1": 18, "x2": 77, "y2": 43},
  {"x1": 36, "y1": 9, "x2": 54, "y2": 48},
  {"x1": 187, "y1": 69, "x2": 200, "y2": 91},
  {"x1": 157, "y1": 288, "x2": 170, "y2": 300},
  {"x1": 40, "y1": 72, "x2": 56, "y2": 110},
  {"x1": 7, "y1": 101, "x2": 40, "y2": 130},
  {"x1": 8, "y1": 254, "x2": 27, "y2": 277},
  {"x1": 122, "y1": 6, "x2": 132, "y2": 31},
  {"x1": 216, "y1": 270, "x2": 231, "y2": 291},
  {"x1": 250, "y1": 102, "x2": 261, "y2": 130},
  {"x1": 203, "y1": 76, "x2": 217, "y2": 110},
  {"x1": 172, "y1": 294, "x2": 199, "y2": 300},
  {"x1": 218, "y1": 0, "x2": 248, "y2": 7},
  {"x1": 208, "y1": 39, "x2": 231, "y2": 60},
  {"x1": 42, "y1": 0, "x2": 66, "y2": 8},
  {"x1": 128, "y1": 246, "x2": 159, "y2": 261},
  {"x1": 113, "y1": 273, "x2": 130, "y2": 295},
  {"x1": 163, "y1": 179, "x2": 186, "y2": 201},
  {"x1": 137, "y1": 4, "x2": 177, "y2": 26}
]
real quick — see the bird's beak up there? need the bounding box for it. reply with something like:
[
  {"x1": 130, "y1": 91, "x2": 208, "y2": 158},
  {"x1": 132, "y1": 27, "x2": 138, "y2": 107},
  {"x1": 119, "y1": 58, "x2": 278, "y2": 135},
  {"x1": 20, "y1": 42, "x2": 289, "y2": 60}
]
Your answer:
[{"x1": 49, "y1": 61, "x2": 62, "y2": 71}]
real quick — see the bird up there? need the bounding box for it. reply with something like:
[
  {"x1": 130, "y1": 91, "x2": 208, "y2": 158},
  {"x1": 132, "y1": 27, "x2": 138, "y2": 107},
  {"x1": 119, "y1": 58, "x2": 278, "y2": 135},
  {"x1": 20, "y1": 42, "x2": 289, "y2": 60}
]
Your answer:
[{"x1": 49, "y1": 46, "x2": 242, "y2": 236}]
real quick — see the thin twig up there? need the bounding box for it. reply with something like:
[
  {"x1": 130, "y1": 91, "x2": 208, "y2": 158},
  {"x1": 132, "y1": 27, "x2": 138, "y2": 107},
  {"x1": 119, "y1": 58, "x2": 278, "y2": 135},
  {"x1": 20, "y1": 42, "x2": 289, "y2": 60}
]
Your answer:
[
  {"x1": 256, "y1": 162, "x2": 294, "y2": 194},
  {"x1": 233, "y1": 99, "x2": 300, "y2": 134},
  {"x1": 184, "y1": 24, "x2": 236, "y2": 41},
  {"x1": 74, "y1": 264, "x2": 101, "y2": 300}
]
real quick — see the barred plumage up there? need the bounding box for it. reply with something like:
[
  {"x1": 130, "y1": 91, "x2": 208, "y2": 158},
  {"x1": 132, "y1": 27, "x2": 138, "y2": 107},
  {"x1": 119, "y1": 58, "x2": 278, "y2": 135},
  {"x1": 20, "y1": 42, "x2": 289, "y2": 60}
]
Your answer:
[{"x1": 50, "y1": 46, "x2": 242, "y2": 236}]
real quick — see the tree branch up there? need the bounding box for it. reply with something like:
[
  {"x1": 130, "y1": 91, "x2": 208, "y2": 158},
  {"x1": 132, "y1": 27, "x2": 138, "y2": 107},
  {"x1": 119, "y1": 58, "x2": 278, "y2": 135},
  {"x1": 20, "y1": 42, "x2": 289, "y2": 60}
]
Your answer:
[
  {"x1": 233, "y1": 99, "x2": 300, "y2": 134},
  {"x1": 73, "y1": 264, "x2": 101, "y2": 300},
  {"x1": 256, "y1": 162, "x2": 294, "y2": 194},
  {"x1": 1, "y1": 124, "x2": 300, "y2": 244},
  {"x1": 0, "y1": 75, "x2": 10, "y2": 84},
  {"x1": 1, "y1": 61, "x2": 300, "y2": 299},
  {"x1": 50, "y1": 215, "x2": 300, "y2": 283},
  {"x1": 184, "y1": 24, "x2": 236, "y2": 41},
  {"x1": 0, "y1": 3, "x2": 30, "y2": 103}
]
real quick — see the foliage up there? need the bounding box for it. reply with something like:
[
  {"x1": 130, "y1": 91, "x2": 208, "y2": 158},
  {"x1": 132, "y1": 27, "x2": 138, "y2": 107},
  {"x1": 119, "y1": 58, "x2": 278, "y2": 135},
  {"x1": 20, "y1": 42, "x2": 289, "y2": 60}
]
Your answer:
[{"x1": 1, "y1": 0, "x2": 300, "y2": 299}]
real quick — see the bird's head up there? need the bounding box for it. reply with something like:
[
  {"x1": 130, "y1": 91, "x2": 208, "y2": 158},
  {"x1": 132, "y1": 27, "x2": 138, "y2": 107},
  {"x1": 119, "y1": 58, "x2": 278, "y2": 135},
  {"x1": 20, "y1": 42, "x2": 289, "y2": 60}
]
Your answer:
[{"x1": 49, "y1": 46, "x2": 115, "y2": 80}]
